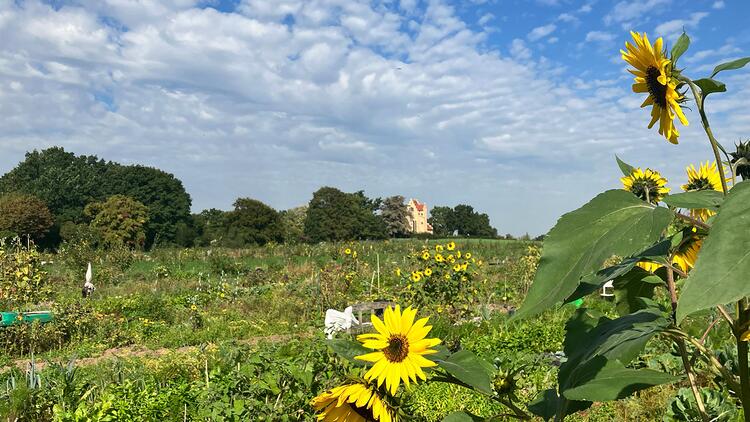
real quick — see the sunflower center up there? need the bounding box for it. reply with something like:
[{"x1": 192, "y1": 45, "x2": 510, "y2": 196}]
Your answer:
[
  {"x1": 645, "y1": 66, "x2": 668, "y2": 108},
  {"x1": 684, "y1": 178, "x2": 714, "y2": 191},
  {"x1": 628, "y1": 177, "x2": 662, "y2": 202},
  {"x1": 350, "y1": 403, "x2": 377, "y2": 421},
  {"x1": 384, "y1": 334, "x2": 409, "y2": 363}
]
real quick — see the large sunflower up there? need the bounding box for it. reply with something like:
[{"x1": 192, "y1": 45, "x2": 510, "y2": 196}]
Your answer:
[
  {"x1": 621, "y1": 167, "x2": 670, "y2": 203},
  {"x1": 681, "y1": 161, "x2": 726, "y2": 221},
  {"x1": 621, "y1": 31, "x2": 688, "y2": 144},
  {"x1": 355, "y1": 305, "x2": 441, "y2": 395},
  {"x1": 311, "y1": 382, "x2": 394, "y2": 422}
]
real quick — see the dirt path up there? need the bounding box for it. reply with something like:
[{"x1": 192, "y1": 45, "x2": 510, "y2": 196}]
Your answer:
[{"x1": 5, "y1": 332, "x2": 311, "y2": 373}]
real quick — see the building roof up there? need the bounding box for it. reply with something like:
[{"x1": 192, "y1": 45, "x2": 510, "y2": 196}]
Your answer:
[{"x1": 410, "y1": 198, "x2": 426, "y2": 212}]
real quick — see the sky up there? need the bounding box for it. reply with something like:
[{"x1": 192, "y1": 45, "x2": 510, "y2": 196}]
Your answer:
[{"x1": 1, "y1": 0, "x2": 749, "y2": 236}]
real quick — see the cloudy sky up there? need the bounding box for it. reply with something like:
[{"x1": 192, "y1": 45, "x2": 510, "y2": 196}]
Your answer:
[{"x1": 1, "y1": 0, "x2": 749, "y2": 235}]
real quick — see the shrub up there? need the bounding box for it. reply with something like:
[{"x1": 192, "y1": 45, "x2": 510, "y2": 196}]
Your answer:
[{"x1": 0, "y1": 193, "x2": 54, "y2": 242}]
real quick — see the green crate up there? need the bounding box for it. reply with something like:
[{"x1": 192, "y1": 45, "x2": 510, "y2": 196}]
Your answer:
[{"x1": 0, "y1": 311, "x2": 54, "y2": 327}]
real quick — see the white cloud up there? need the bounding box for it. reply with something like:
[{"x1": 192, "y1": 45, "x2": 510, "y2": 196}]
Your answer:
[
  {"x1": 527, "y1": 23, "x2": 556, "y2": 41},
  {"x1": 604, "y1": 0, "x2": 671, "y2": 26},
  {"x1": 585, "y1": 31, "x2": 615, "y2": 43},
  {"x1": 655, "y1": 12, "x2": 709, "y2": 41},
  {"x1": 557, "y1": 12, "x2": 579, "y2": 23},
  {"x1": 713, "y1": 1, "x2": 725, "y2": 9},
  {"x1": 478, "y1": 13, "x2": 494, "y2": 26},
  {"x1": 0, "y1": 0, "x2": 746, "y2": 236}
]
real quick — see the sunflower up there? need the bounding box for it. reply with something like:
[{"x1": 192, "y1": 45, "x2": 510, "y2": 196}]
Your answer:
[
  {"x1": 435, "y1": 254, "x2": 444, "y2": 263},
  {"x1": 672, "y1": 237, "x2": 702, "y2": 272},
  {"x1": 355, "y1": 305, "x2": 441, "y2": 395},
  {"x1": 637, "y1": 236, "x2": 703, "y2": 273},
  {"x1": 411, "y1": 272, "x2": 422, "y2": 282},
  {"x1": 395, "y1": 268, "x2": 401, "y2": 277},
  {"x1": 622, "y1": 31, "x2": 688, "y2": 144},
  {"x1": 446, "y1": 242, "x2": 456, "y2": 251},
  {"x1": 682, "y1": 161, "x2": 726, "y2": 221},
  {"x1": 421, "y1": 251, "x2": 430, "y2": 260},
  {"x1": 453, "y1": 264, "x2": 462, "y2": 272},
  {"x1": 424, "y1": 268, "x2": 432, "y2": 277},
  {"x1": 621, "y1": 168, "x2": 670, "y2": 203},
  {"x1": 311, "y1": 382, "x2": 394, "y2": 422},
  {"x1": 465, "y1": 252, "x2": 472, "y2": 259},
  {"x1": 435, "y1": 245, "x2": 444, "y2": 252},
  {"x1": 345, "y1": 248, "x2": 352, "y2": 255}
]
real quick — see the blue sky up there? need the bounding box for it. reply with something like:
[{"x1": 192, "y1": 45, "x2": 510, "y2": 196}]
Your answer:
[{"x1": 0, "y1": 0, "x2": 748, "y2": 235}]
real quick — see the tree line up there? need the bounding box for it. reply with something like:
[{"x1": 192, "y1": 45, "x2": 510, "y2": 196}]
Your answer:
[{"x1": 0, "y1": 148, "x2": 500, "y2": 249}]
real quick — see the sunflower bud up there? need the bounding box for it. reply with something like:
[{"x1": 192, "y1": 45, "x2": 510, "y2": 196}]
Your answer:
[
  {"x1": 492, "y1": 367, "x2": 518, "y2": 396},
  {"x1": 730, "y1": 140, "x2": 750, "y2": 180}
]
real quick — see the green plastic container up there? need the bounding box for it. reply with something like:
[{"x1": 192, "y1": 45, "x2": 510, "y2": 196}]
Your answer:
[{"x1": 0, "y1": 311, "x2": 54, "y2": 327}]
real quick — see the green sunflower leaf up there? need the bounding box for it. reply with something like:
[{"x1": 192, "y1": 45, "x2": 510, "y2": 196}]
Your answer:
[
  {"x1": 431, "y1": 350, "x2": 493, "y2": 395},
  {"x1": 671, "y1": 32, "x2": 690, "y2": 63},
  {"x1": 677, "y1": 181, "x2": 750, "y2": 322},
  {"x1": 515, "y1": 190, "x2": 673, "y2": 319},
  {"x1": 528, "y1": 389, "x2": 591, "y2": 421},
  {"x1": 616, "y1": 155, "x2": 636, "y2": 176},
  {"x1": 662, "y1": 190, "x2": 724, "y2": 211},
  {"x1": 694, "y1": 78, "x2": 727, "y2": 98},
  {"x1": 326, "y1": 339, "x2": 370, "y2": 366},
  {"x1": 562, "y1": 361, "x2": 679, "y2": 402},
  {"x1": 441, "y1": 411, "x2": 483, "y2": 422},
  {"x1": 711, "y1": 57, "x2": 750, "y2": 78}
]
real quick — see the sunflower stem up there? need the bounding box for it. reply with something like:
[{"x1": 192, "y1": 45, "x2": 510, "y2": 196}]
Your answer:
[
  {"x1": 680, "y1": 76, "x2": 729, "y2": 195},
  {"x1": 735, "y1": 299, "x2": 750, "y2": 422},
  {"x1": 674, "y1": 212, "x2": 711, "y2": 231}
]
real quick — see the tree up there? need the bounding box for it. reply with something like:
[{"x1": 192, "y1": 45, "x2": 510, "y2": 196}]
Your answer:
[
  {"x1": 84, "y1": 195, "x2": 149, "y2": 249},
  {"x1": 0, "y1": 193, "x2": 54, "y2": 242},
  {"x1": 380, "y1": 196, "x2": 410, "y2": 238},
  {"x1": 428, "y1": 204, "x2": 497, "y2": 237},
  {"x1": 428, "y1": 206, "x2": 454, "y2": 236},
  {"x1": 192, "y1": 209, "x2": 228, "y2": 246},
  {"x1": 103, "y1": 164, "x2": 192, "y2": 247},
  {"x1": 304, "y1": 187, "x2": 386, "y2": 242},
  {"x1": 0, "y1": 147, "x2": 109, "y2": 223},
  {"x1": 222, "y1": 198, "x2": 283, "y2": 246},
  {"x1": 280, "y1": 206, "x2": 308, "y2": 243}
]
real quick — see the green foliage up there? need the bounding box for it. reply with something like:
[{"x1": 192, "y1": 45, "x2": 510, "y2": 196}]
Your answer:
[
  {"x1": 677, "y1": 181, "x2": 750, "y2": 321},
  {"x1": 380, "y1": 195, "x2": 410, "y2": 238},
  {"x1": 222, "y1": 198, "x2": 284, "y2": 246},
  {"x1": 303, "y1": 187, "x2": 385, "y2": 242},
  {"x1": 665, "y1": 387, "x2": 739, "y2": 422},
  {"x1": 84, "y1": 195, "x2": 149, "y2": 249},
  {"x1": 663, "y1": 190, "x2": 724, "y2": 211},
  {"x1": 517, "y1": 189, "x2": 673, "y2": 319},
  {"x1": 428, "y1": 205, "x2": 498, "y2": 237},
  {"x1": 0, "y1": 239, "x2": 51, "y2": 309},
  {"x1": 0, "y1": 147, "x2": 191, "y2": 248},
  {"x1": 0, "y1": 193, "x2": 55, "y2": 242},
  {"x1": 279, "y1": 206, "x2": 307, "y2": 243}
]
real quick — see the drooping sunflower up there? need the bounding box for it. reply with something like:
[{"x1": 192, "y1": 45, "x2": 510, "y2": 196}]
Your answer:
[
  {"x1": 621, "y1": 167, "x2": 670, "y2": 203},
  {"x1": 311, "y1": 382, "x2": 394, "y2": 422},
  {"x1": 681, "y1": 161, "x2": 726, "y2": 221},
  {"x1": 621, "y1": 31, "x2": 688, "y2": 144},
  {"x1": 637, "y1": 235, "x2": 703, "y2": 273},
  {"x1": 355, "y1": 305, "x2": 441, "y2": 395}
]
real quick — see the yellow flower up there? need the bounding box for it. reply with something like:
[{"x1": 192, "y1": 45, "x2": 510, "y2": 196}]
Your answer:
[
  {"x1": 456, "y1": 251, "x2": 462, "y2": 259},
  {"x1": 356, "y1": 305, "x2": 441, "y2": 395},
  {"x1": 447, "y1": 254, "x2": 455, "y2": 263},
  {"x1": 190, "y1": 304, "x2": 198, "y2": 311},
  {"x1": 435, "y1": 245, "x2": 444, "y2": 252},
  {"x1": 353, "y1": 251, "x2": 358, "y2": 258},
  {"x1": 421, "y1": 251, "x2": 430, "y2": 260},
  {"x1": 682, "y1": 161, "x2": 727, "y2": 221},
  {"x1": 465, "y1": 252, "x2": 472, "y2": 259},
  {"x1": 461, "y1": 263, "x2": 468, "y2": 271},
  {"x1": 637, "y1": 235, "x2": 703, "y2": 273},
  {"x1": 424, "y1": 268, "x2": 432, "y2": 277},
  {"x1": 621, "y1": 168, "x2": 670, "y2": 203},
  {"x1": 345, "y1": 248, "x2": 352, "y2": 255},
  {"x1": 411, "y1": 272, "x2": 422, "y2": 282},
  {"x1": 446, "y1": 242, "x2": 456, "y2": 251},
  {"x1": 395, "y1": 268, "x2": 401, "y2": 277},
  {"x1": 435, "y1": 254, "x2": 444, "y2": 263},
  {"x1": 453, "y1": 264, "x2": 462, "y2": 272},
  {"x1": 621, "y1": 31, "x2": 688, "y2": 144},
  {"x1": 311, "y1": 382, "x2": 394, "y2": 422}
]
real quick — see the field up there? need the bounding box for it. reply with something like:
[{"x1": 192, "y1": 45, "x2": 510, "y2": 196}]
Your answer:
[{"x1": 0, "y1": 238, "x2": 708, "y2": 421}]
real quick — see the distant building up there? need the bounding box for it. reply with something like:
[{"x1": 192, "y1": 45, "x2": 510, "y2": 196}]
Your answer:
[{"x1": 406, "y1": 198, "x2": 433, "y2": 234}]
